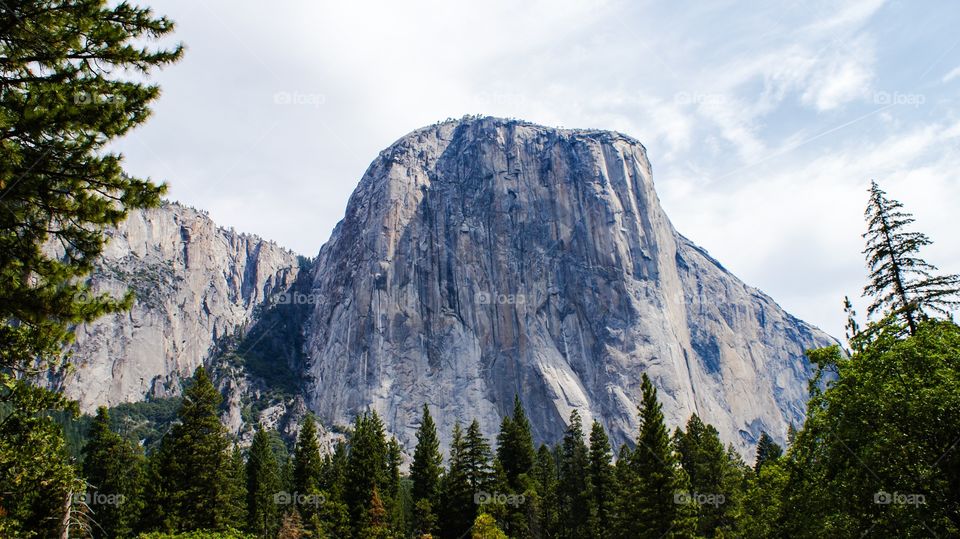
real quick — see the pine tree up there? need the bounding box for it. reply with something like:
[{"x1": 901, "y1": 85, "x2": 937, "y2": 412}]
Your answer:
[
  {"x1": 619, "y1": 374, "x2": 695, "y2": 538},
  {"x1": 494, "y1": 397, "x2": 537, "y2": 539},
  {"x1": 81, "y1": 407, "x2": 145, "y2": 539},
  {"x1": 411, "y1": 405, "x2": 443, "y2": 536},
  {"x1": 0, "y1": 386, "x2": 83, "y2": 538},
  {"x1": 277, "y1": 507, "x2": 306, "y2": 539},
  {"x1": 440, "y1": 422, "x2": 475, "y2": 539},
  {"x1": 226, "y1": 446, "x2": 249, "y2": 528},
  {"x1": 464, "y1": 419, "x2": 496, "y2": 495},
  {"x1": 863, "y1": 180, "x2": 960, "y2": 334},
  {"x1": 0, "y1": 3, "x2": 181, "y2": 534},
  {"x1": 148, "y1": 366, "x2": 238, "y2": 532},
  {"x1": 345, "y1": 411, "x2": 390, "y2": 533},
  {"x1": 753, "y1": 431, "x2": 782, "y2": 475},
  {"x1": 675, "y1": 415, "x2": 741, "y2": 536},
  {"x1": 532, "y1": 444, "x2": 559, "y2": 539},
  {"x1": 386, "y1": 436, "x2": 406, "y2": 532},
  {"x1": 497, "y1": 395, "x2": 536, "y2": 490},
  {"x1": 557, "y1": 410, "x2": 592, "y2": 539},
  {"x1": 786, "y1": 423, "x2": 798, "y2": 448},
  {"x1": 317, "y1": 440, "x2": 352, "y2": 538},
  {"x1": 292, "y1": 415, "x2": 323, "y2": 528},
  {"x1": 0, "y1": 1, "x2": 182, "y2": 373},
  {"x1": 362, "y1": 485, "x2": 393, "y2": 539},
  {"x1": 612, "y1": 444, "x2": 637, "y2": 539},
  {"x1": 247, "y1": 428, "x2": 282, "y2": 537},
  {"x1": 472, "y1": 512, "x2": 509, "y2": 539},
  {"x1": 587, "y1": 421, "x2": 616, "y2": 539}
]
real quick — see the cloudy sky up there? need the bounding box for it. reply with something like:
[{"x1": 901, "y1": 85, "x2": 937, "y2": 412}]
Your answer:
[{"x1": 115, "y1": 0, "x2": 960, "y2": 339}]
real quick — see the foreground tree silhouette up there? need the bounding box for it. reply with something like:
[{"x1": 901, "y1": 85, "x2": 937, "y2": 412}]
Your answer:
[
  {"x1": 0, "y1": 1, "x2": 181, "y2": 534},
  {"x1": 863, "y1": 180, "x2": 959, "y2": 335},
  {"x1": 777, "y1": 321, "x2": 960, "y2": 536}
]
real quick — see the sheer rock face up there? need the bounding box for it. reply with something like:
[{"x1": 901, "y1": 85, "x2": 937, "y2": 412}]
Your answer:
[
  {"x1": 302, "y1": 117, "x2": 835, "y2": 454},
  {"x1": 63, "y1": 202, "x2": 300, "y2": 411},
  {"x1": 63, "y1": 117, "x2": 834, "y2": 456}
]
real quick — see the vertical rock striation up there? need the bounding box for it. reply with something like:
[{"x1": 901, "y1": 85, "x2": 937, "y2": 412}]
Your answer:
[
  {"x1": 62, "y1": 202, "x2": 300, "y2": 411},
  {"x1": 301, "y1": 117, "x2": 835, "y2": 455}
]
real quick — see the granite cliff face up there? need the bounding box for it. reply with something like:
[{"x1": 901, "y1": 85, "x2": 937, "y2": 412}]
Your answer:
[
  {"x1": 64, "y1": 117, "x2": 835, "y2": 456},
  {"x1": 63, "y1": 202, "x2": 300, "y2": 412},
  {"x1": 301, "y1": 117, "x2": 835, "y2": 454}
]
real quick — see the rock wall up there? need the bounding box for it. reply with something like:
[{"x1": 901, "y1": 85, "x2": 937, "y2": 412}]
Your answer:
[
  {"x1": 63, "y1": 202, "x2": 300, "y2": 412},
  {"x1": 301, "y1": 117, "x2": 835, "y2": 455}
]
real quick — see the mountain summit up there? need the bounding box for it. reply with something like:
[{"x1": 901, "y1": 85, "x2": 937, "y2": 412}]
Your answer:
[{"x1": 64, "y1": 117, "x2": 834, "y2": 454}]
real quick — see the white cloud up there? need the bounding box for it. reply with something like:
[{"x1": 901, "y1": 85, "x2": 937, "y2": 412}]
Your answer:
[
  {"x1": 660, "y1": 119, "x2": 960, "y2": 337},
  {"x1": 943, "y1": 65, "x2": 960, "y2": 83},
  {"x1": 800, "y1": 42, "x2": 875, "y2": 111},
  {"x1": 112, "y1": 0, "x2": 960, "y2": 336}
]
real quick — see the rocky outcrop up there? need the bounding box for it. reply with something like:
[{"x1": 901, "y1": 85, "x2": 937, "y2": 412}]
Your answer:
[
  {"x1": 62, "y1": 117, "x2": 836, "y2": 457},
  {"x1": 301, "y1": 117, "x2": 835, "y2": 455},
  {"x1": 63, "y1": 202, "x2": 300, "y2": 412}
]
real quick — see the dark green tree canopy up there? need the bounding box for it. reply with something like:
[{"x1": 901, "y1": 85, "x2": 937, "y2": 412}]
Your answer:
[
  {"x1": 0, "y1": 4, "x2": 181, "y2": 533},
  {"x1": 246, "y1": 428, "x2": 282, "y2": 537},
  {"x1": 410, "y1": 403, "x2": 442, "y2": 535},
  {"x1": 753, "y1": 431, "x2": 783, "y2": 475},
  {"x1": 80, "y1": 406, "x2": 145, "y2": 539},
  {"x1": 0, "y1": 0, "x2": 182, "y2": 377},
  {"x1": 497, "y1": 395, "x2": 536, "y2": 490}
]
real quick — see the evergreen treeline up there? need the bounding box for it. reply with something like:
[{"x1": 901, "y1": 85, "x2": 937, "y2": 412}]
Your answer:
[
  {"x1": 27, "y1": 180, "x2": 958, "y2": 539},
  {"x1": 1, "y1": 1, "x2": 958, "y2": 536},
  {"x1": 70, "y1": 365, "x2": 750, "y2": 538}
]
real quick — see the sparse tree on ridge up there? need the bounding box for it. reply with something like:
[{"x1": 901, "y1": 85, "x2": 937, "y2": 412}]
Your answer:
[{"x1": 862, "y1": 180, "x2": 959, "y2": 334}]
